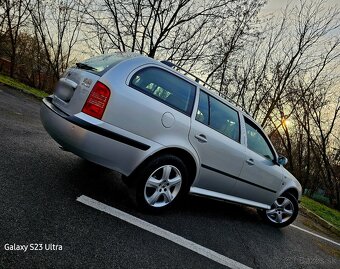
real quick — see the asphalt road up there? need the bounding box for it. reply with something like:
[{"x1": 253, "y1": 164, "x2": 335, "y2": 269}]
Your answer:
[{"x1": 0, "y1": 85, "x2": 339, "y2": 269}]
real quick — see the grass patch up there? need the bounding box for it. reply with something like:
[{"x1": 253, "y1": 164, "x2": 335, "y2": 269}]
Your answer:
[
  {"x1": 301, "y1": 196, "x2": 340, "y2": 230},
  {"x1": 0, "y1": 74, "x2": 48, "y2": 99}
]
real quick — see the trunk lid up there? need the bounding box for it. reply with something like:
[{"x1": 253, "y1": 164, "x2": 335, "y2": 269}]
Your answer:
[
  {"x1": 52, "y1": 52, "x2": 141, "y2": 116},
  {"x1": 52, "y1": 68, "x2": 100, "y2": 115}
]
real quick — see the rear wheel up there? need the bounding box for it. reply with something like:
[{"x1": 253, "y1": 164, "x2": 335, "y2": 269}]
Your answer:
[
  {"x1": 132, "y1": 155, "x2": 189, "y2": 212},
  {"x1": 258, "y1": 192, "x2": 298, "y2": 228}
]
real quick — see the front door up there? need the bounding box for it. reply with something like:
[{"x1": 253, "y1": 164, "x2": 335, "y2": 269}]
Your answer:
[{"x1": 234, "y1": 118, "x2": 284, "y2": 205}]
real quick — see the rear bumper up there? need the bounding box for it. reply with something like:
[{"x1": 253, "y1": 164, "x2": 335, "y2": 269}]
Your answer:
[{"x1": 40, "y1": 97, "x2": 158, "y2": 175}]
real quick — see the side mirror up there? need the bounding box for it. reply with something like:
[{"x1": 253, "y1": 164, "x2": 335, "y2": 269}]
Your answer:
[{"x1": 277, "y1": 156, "x2": 288, "y2": 166}]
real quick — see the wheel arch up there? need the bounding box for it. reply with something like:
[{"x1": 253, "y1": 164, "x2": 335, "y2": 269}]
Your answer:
[
  {"x1": 280, "y1": 188, "x2": 299, "y2": 201},
  {"x1": 126, "y1": 147, "x2": 199, "y2": 187}
]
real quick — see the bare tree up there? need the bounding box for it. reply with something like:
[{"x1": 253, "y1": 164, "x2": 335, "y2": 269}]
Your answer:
[
  {"x1": 211, "y1": 0, "x2": 340, "y2": 206},
  {"x1": 0, "y1": 1, "x2": 7, "y2": 35},
  {"x1": 29, "y1": 0, "x2": 83, "y2": 80},
  {"x1": 301, "y1": 91, "x2": 340, "y2": 206},
  {"x1": 79, "y1": 0, "x2": 263, "y2": 71},
  {"x1": 203, "y1": 0, "x2": 265, "y2": 88},
  {"x1": 223, "y1": 0, "x2": 340, "y2": 126},
  {"x1": 0, "y1": 0, "x2": 31, "y2": 77}
]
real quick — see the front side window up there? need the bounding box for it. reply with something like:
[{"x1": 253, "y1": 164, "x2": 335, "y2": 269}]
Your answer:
[
  {"x1": 245, "y1": 119, "x2": 275, "y2": 160},
  {"x1": 130, "y1": 67, "x2": 196, "y2": 115},
  {"x1": 196, "y1": 90, "x2": 240, "y2": 142}
]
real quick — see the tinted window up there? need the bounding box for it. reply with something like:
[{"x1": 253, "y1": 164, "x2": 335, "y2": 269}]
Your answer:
[
  {"x1": 196, "y1": 91, "x2": 240, "y2": 142},
  {"x1": 77, "y1": 52, "x2": 139, "y2": 74},
  {"x1": 245, "y1": 119, "x2": 274, "y2": 160},
  {"x1": 196, "y1": 91, "x2": 209, "y2": 125},
  {"x1": 209, "y1": 97, "x2": 240, "y2": 142},
  {"x1": 130, "y1": 67, "x2": 196, "y2": 114}
]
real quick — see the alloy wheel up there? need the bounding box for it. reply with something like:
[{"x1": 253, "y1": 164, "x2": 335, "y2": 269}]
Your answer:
[
  {"x1": 144, "y1": 165, "x2": 182, "y2": 208},
  {"x1": 266, "y1": 196, "x2": 295, "y2": 224}
]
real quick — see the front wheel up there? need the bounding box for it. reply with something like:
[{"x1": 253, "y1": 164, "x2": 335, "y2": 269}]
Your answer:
[
  {"x1": 258, "y1": 193, "x2": 298, "y2": 228},
  {"x1": 132, "y1": 155, "x2": 189, "y2": 212}
]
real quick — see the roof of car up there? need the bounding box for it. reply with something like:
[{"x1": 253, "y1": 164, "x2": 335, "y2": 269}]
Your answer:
[{"x1": 111, "y1": 53, "x2": 249, "y2": 115}]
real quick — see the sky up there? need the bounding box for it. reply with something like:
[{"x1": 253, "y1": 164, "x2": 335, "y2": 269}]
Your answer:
[{"x1": 263, "y1": 0, "x2": 339, "y2": 13}]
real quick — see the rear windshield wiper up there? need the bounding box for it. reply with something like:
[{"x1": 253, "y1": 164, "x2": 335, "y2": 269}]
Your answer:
[{"x1": 76, "y1": 62, "x2": 98, "y2": 71}]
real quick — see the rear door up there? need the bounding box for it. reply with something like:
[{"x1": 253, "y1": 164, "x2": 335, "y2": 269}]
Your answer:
[{"x1": 189, "y1": 90, "x2": 245, "y2": 195}]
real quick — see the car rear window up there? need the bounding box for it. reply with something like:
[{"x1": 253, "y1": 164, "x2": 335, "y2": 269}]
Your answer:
[
  {"x1": 129, "y1": 67, "x2": 196, "y2": 115},
  {"x1": 76, "y1": 52, "x2": 140, "y2": 75}
]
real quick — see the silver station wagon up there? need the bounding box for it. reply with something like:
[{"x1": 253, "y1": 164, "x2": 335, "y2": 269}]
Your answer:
[{"x1": 41, "y1": 52, "x2": 302, "y2": 227}]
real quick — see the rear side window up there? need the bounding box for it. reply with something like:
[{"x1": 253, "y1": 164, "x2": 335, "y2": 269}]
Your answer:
[
  {"x1": 130, "y1": 67, "x2": 196, "y2": 115},
  {"x1": 196, "y1": 90, "x2": 240, "y2": 142}
]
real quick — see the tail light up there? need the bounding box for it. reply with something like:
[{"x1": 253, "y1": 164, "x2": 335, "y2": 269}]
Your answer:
[{"x1": 82, "y1": 82, "x2": 110, "y2": 119}]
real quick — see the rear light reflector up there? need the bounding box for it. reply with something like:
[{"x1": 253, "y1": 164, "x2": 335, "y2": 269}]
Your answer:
[{"x1": 82, "y1": 81, "x2": 110, "y2": 119}]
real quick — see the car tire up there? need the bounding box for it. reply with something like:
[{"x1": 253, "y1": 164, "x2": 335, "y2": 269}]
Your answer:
[
  {"x1": 131, "y1": 155, "x2": 189, "y2": 213},
  {"x1": 258, "y1": 192, "x2": 298, "y2": 228}
]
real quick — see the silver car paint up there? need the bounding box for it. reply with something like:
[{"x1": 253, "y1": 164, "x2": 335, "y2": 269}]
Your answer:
[
  {"x1": 189, "y1": 187, "x2": 271, "y2": 209},
  {"x1": 235, "y1": 148, "x2": 284, "y2": 205},
  {"x1": 189, "y1": 114, "x2": 247, "y2": 196},
  {"x1": 102, "y1": 62, "x2": 197, "y2": 152},
  {"x1": 99, "y1": 59, "x2": 201, "y2": 171},
  {"x1": 52, "y1": 69, "x2": 100, "y2": 115},
  {"x1": 41, "y1": 101, "x2": 164, "y2": 176},
  {"x1": 41, "y1": 53, "x2": 302, "y2": 210}
]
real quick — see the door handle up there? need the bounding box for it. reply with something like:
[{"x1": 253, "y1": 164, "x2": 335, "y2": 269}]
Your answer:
[
  {"x1": 246, "y1": 158, "x2": 255, "y2": 165},
  {"x1": 194, "y1": 134, "x2": 207, "y2": 143}
]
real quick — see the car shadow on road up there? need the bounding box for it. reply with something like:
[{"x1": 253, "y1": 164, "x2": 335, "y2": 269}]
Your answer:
[{"x1": 60, "y1": 158, "x2": 284, "y2": 231}]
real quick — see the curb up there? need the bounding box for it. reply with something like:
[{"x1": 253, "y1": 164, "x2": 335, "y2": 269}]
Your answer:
[
  {"x1": 0, "y1": 82, "x2": 46, "y2": 100},
  {"x1": 300, "y1": 205, "x2": 340, "y2": 237}
]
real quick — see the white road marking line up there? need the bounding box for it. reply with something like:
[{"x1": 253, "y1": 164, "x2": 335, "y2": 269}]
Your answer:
[
  {"x1": 291, "y1": 224, "x2": 340, "y2": 247},
  {"x1": 77, "y1": 195, "x2": 251, "y2": 269}
]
